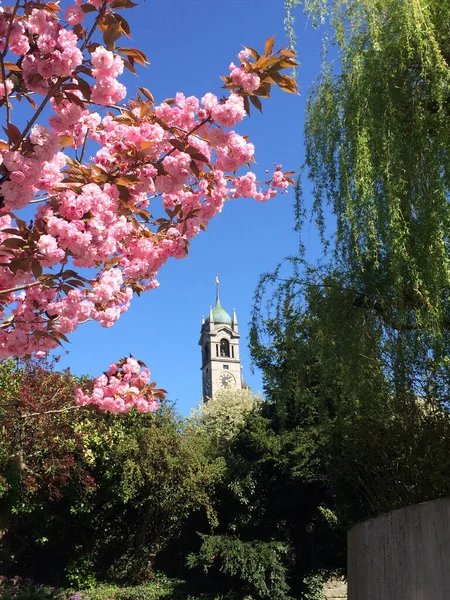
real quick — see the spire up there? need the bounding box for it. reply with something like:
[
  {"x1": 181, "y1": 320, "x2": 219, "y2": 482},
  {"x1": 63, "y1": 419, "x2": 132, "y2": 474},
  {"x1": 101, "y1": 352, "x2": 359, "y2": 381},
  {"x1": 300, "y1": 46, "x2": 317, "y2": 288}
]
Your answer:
[
  {"x1": 215, "y1": 273, "x2": 220, "y2": 303},
  {"x1": 232, "y1": 307, "x2": 238, "y2": 332},
  {"x1": 205, "y1": 274, "x2": 232, "y2": 325}
]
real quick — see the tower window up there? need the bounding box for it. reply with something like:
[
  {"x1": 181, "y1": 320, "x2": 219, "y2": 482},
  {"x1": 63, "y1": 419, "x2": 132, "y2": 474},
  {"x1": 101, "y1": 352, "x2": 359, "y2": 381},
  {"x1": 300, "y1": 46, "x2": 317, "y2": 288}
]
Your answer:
[
  {"x1": 223, "y1": 365, "x2": 229, "y2": 370},
  {"x1": 232, "y1": 346, "x2": 234, "y2": 358},
  {"x1": 220, "y1": 338, "x2": 230, "y2": 357}
]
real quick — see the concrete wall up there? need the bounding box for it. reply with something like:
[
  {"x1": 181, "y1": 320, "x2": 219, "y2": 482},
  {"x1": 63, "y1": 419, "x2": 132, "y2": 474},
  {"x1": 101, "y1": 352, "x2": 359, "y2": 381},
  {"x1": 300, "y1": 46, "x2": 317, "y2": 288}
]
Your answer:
[{"x1": 347, "y1": 497, "x2": 450, "y2": 600}]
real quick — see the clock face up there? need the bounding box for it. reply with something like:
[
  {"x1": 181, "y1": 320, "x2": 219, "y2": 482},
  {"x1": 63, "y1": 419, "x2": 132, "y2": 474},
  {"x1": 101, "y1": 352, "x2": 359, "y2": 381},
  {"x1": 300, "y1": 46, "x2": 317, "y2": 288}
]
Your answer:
[{"x1": 217, "y1": 372, "x2": 236, "y2": 390}]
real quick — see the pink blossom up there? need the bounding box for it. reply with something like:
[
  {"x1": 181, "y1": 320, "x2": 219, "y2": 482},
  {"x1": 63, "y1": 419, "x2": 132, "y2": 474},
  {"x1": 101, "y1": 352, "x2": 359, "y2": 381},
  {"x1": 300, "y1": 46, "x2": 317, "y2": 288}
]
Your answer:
[
  {"x1": 211, "y1": 93, "x2": 246, "y2": 127},
  {"x1": 238, "y1": 48, "x2": 252, "y2": 60},
  {"x1": 65, "y1": 4, "x2": 84, "y2": 26}
]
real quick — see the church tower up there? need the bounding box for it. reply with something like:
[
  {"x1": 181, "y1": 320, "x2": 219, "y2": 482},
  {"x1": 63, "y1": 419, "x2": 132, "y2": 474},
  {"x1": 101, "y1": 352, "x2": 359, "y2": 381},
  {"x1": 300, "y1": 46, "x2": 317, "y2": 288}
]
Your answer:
[{"x1": 199, "y1": 276, "x2": 243, "y2": 399}]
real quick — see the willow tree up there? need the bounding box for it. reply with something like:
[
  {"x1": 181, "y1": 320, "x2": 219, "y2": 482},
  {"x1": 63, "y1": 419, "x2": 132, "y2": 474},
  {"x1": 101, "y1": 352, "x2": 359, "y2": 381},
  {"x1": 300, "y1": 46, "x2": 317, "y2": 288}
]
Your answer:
[
  {"x1": 248, "y1": 0, "x2": 450, "y2": 526},
  {"x1": 271, "y1": 0, "x2": 450, "y2": 403},
  {"x1": 306, "y1": 0, "x2": 450, "y2": 329}
]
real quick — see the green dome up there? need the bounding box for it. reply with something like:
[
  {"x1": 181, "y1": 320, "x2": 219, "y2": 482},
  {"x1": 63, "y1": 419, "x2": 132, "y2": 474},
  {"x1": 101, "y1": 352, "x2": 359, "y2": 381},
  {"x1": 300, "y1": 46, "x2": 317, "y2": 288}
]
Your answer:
[{"x1": 207, "y1": 298, "x2": 232, "y2": 325}]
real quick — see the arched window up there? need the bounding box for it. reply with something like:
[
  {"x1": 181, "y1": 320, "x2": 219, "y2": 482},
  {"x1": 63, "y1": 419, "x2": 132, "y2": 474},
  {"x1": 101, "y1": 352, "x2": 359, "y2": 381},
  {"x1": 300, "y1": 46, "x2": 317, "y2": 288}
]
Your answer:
[{"x1": 220, "y1": 338, "x2": 230, "y2": 357}]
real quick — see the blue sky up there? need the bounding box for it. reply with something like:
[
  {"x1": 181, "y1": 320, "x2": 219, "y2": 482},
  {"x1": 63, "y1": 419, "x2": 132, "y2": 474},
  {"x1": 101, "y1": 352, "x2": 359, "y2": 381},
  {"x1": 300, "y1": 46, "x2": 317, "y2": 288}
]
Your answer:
[{"x1": 54, "y1": 0, "x2": 325, "y2": 414}]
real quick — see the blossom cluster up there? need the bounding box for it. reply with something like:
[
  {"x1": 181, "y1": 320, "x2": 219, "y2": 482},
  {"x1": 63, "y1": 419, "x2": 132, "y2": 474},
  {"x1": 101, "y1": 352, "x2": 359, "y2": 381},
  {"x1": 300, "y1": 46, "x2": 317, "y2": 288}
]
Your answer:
[
  {"x1": 0, "y1": 1, "x2": 296, "y2": 412},
  {"x1": 76, "y1": 356, "x2": 161, "y2": 413}
]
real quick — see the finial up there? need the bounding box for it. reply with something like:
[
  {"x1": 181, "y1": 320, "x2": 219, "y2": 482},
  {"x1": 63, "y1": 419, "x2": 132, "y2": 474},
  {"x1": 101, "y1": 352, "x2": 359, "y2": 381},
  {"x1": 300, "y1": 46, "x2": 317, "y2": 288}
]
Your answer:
[
  {"x1": 201, "y1": 315, "x2": 205, "y2": 325},
  {"x1": 209, "y1": 305, "x2": 214, "y2": 322},
  {"x1": 215, "y1": 273, "x2": 220, "y2": 303}
]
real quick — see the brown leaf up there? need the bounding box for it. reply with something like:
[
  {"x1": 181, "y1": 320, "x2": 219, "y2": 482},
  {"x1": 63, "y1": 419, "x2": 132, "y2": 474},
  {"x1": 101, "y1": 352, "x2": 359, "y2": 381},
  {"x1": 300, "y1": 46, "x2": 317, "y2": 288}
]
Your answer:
[
  {"x1": 169, "y1": 138, "x2": 186, "y2": 152},
  {"x1": 116, "y1": 175, "x2": 140, "y2": 186},
  {"x1": 190, "y1": 159, "x2": 200, "y2": 178},
  {"x1": 110, "y1": 0, "x2": 138, "y2": 8},
  {"x1": 31, "y1": 260, "x2": 43, "y2": 279},
  {"x1": 103, "y1": 22, "x2": 122, "y2": 47},
  {"x1": 1, "y1": 238, "x2": 26, "y2": 249},
  {"x1": 250, "y1": 95, "x2": 263, "y2": 112},
  {"x1": 81, "y1": 3, "x2": 97, "y2": 12},
  {"x1": 115, "y1": 13, "x2": 131, "y2": 37},
  {"x1": 8, "y1": 258, "x2": 29, "y2": 273},
  {"x1": 254, "y1": 82, "x2": 272, "y2": 98},
  {"x1": 64, "y1": 92, "x2": 85, "y2": 109},
  {"x1": 140, "y1": 102, "x2": 150, "y2": 118},
  {"x1": 243, "y1": 95, "x2": 251, "y2": 116},
  {"x1": 138, "y1": 86, "x2": 154, "y2": 104},
  {"x1": 279, "y1": 48, "x2": 297, "y2": 57},
  {"x1": 75, "y1": 76, "x2": 92, "y2": 100},
  {"x1": 256, "y1": 56, "x2": 281, "y2": 70},
  {"x1": 122, "y1": 58, "x2": 137, "y2": 74},
  {"x1": 3, "y1": 123, "x2": 22, "y2": 145},
  {"x1": 119, "y1": 47, "x2": 149, "y2": 65},
  {"x1": 60, "y1": 135, "x2": 75, "y2": 148},
  {"x1": 1, "y1": 228, "x2": 22, "y2": 235},
  {"x1": 275, "y1": 74, "x2": 298, "y2": 94},
  {"x1": 73, "y1": 24, "x2": 86, "y2": 39},
  {"x1": 264, "y1": 35, "x2": 275, "y2": 57},
  {"x1": 244, "y1": 46, "x2": 260, "y2": 61},
  {"x1": 3, "y1": 61, "x2": 21, "y2": 72},
  {"x1": 187, "y1": 150, "x2": 209, "y2": 163}
]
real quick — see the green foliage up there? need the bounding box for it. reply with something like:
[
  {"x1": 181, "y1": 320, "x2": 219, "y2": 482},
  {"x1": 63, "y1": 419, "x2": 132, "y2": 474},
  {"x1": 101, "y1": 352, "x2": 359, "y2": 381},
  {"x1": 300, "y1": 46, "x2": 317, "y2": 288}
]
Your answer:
[
  {"x1": 0, "y1": 578, "x2": 67, "y2": 600},
  {"x1": 65, "y1": 555, "x2": 97, "y2": 590},
  {"x1": 0, "y1": 359, "x2": 223, "y2": 588},
  {"x1": 91, "y1": 405, "x2": 224, "y2": 584},
  {"x1": 188, "y1": 535, "x2": 292, "y2": 600},
  {"x1": 265, "y1": 0, "x2": 450, "y2": 529},
  {"x1": 302, "y1": 0, "x2": 450, "y2": 339},
  {"x1": 69, "y1": 575, "x2": 187, "y2": 600},
  {"x1": 191, "y1": 390, "x2": 262, "y2": 450}
]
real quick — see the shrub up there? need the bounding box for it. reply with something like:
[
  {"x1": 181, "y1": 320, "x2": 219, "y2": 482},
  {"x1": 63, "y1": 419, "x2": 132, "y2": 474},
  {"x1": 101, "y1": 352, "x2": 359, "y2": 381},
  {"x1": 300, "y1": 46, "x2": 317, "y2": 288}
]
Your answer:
[
  {"x1": 69, "y1": 576, "x2": 187, "y2": 600},
  {"x1": 0, "y1": 577, "x2": 67, "y2": 600},
  {"x1": 187, "y1": 535, "x2": 292, "y2": 600}
]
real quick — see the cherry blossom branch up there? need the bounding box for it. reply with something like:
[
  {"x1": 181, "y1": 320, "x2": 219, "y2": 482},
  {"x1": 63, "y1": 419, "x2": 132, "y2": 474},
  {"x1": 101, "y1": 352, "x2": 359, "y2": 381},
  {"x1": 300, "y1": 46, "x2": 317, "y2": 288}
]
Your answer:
[
  {"x1": 0, "y1": 279, "x2": 50, "y2": 297},
  {"x1": 0, "y1": 0, "x2": 20, "y2": 62},
  {"x1": 21, "y1": 405, "x2": 82, "y2": 418},
  {"x1": 0, "y1": 0, "x2": 21, "y2": 125},
  {"x1": 81, "y1": 2, "x2": 109, "y2": 52},
  {"x1": 1, "y1": 58, "x2": 11, "y2": 129},
  {"x1": 78, "y1": 128, "x2": 90, "y2": 163},
  {"x1": 13, "y1": 76, "x2": 68, "y2": 150}
]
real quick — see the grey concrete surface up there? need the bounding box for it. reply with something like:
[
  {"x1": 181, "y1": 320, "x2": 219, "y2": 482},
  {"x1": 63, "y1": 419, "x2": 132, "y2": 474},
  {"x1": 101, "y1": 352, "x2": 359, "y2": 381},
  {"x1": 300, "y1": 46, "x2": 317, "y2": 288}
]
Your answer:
[{"x1": 347, "y1": 497, "x2": 450, "y2": 600}]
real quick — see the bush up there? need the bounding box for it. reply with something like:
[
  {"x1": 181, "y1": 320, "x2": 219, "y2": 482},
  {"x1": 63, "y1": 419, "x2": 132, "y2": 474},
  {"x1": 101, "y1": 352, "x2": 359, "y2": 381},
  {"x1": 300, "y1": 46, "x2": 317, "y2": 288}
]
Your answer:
[
  {"x1": 0, "y1": 577, "x2": 67, "y2": 600},
  {"x1": 69, "y1": 577, "x2": 187, "y2": 600},
  {"x1": 187, "y1": 535, "x2": 292, "y2": 600}
]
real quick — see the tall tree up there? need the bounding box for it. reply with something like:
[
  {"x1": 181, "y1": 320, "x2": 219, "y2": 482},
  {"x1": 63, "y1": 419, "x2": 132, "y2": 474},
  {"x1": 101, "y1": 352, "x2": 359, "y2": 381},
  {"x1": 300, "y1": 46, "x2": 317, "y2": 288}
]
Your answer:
[
  {"x1": 0, "y1": 0, "x2": 297, "y2": 410},
  {"x1": 302, "y1": 0, "x2": 450, "y2": 339},
  {"x1": 244, "y1": 0, "x2": 450, "y2": 584}
]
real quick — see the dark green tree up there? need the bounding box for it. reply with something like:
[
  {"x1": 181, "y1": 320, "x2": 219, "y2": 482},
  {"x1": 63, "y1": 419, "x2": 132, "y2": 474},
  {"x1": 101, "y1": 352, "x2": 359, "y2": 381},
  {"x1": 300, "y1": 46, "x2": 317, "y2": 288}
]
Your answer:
[
  {"x1": 0, "y1": 358, "x2": 223, "y2": 589},
  {"x1": 228, "y1": 2, "x2": 450, "y2": 591}
]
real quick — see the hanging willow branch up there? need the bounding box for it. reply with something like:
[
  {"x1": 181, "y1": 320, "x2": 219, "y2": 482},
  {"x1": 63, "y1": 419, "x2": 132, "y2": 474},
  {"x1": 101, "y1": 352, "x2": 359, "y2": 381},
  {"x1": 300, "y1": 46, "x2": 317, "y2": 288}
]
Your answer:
[{"x1": 301, "y1": 0, "x2": 450, "y2": 336}]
